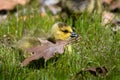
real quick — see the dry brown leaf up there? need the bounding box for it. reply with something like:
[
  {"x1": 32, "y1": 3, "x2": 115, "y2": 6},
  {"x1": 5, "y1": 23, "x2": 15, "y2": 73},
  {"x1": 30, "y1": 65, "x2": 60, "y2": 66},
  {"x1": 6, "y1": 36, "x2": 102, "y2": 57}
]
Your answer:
[
  {"x1": 0, "y1": 0, "x2": 27, "y2": 10},
  {"x1": 73, "y1": 66, "x2": 108, "y2": 80},
  {"x1": 102, "y1": 0, "x2": 113, "y2": 4},
  {"x1": 85, "y1": 66, "x2": 108, "y2": 76},
  {"x1": 111, "y1": 20, "x2": 120, "y2": 32},
  {"x1": 21, "y1": 38, "x2": 70, "y2": 67},
  {"x1": 75, "y1": 66, "x2": 108, "y2": 77},
  {"x1": 110, "y1": 1, "x2": 120, "y2": 11},
  {"x1": 112, "y1": 20, "x2": 120, "y2": 25},
  {"x1": 102, "y1": 11, "x2": 115, "y2": 27},
  {"x1": 102, "y1": 0, "x2": 120, "y2": 11}
]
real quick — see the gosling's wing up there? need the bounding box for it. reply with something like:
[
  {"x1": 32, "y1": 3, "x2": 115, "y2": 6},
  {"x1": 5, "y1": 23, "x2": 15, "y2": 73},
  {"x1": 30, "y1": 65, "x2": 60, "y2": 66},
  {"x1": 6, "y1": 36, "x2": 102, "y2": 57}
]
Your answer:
[
  {"x1": 22, "y1": 27, "x2": 49, "y2": 38},
  {"x1": 13, "y1": 27, "x2": 48, "y2": 49},
  {"x1": 13, "y1": 37, "x2": 41, "y2": 50}
]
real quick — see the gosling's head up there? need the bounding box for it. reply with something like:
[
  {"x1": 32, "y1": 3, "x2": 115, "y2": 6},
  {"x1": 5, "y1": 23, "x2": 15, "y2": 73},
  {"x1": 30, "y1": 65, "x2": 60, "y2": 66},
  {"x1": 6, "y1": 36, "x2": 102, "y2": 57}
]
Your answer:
[{"x1": 50, "y1": 22, "x2": 78, "y2": 40}]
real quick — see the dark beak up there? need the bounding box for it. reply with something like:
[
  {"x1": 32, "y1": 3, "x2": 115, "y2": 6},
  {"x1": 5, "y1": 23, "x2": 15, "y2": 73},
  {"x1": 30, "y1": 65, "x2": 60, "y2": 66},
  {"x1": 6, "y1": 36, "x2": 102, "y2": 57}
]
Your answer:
[{"x1": 71, "y1": 32, "x2": 78, "y2": 38}]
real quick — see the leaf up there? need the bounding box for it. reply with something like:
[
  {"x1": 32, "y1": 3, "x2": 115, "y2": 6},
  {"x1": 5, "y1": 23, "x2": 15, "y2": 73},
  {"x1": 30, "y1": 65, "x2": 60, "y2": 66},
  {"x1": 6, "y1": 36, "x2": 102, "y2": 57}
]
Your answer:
[
  {"x1": 0, "y1": 0, "x2": 27, "y2": 10},
  {"x1": 110, "y1": 1, "x2": 120, "y2": 11},
  {"x1": 102, "y1": 11, "x2": 115, "y2": 27},
  {"x1": 21, "y1": 38, "x2": 69, "y2": 67},
  {"x1": 75, "y1": 66, "x2": 108, "y2": 77},
  {"x1": 85, "y1": 66, "x2": 108, "y2": 76},
  {"x1": 111, "y1": 20, "x2": 120, "y2": 32},
  {"x1": 102, "y1": 0, "x2": 120, "y2": 11},
  {"x1": 112, "y1": 20, "x2": 120, "y2": 25},
  {"x1": 102, "y1": 0, "x2": 113, "y2": 5}
]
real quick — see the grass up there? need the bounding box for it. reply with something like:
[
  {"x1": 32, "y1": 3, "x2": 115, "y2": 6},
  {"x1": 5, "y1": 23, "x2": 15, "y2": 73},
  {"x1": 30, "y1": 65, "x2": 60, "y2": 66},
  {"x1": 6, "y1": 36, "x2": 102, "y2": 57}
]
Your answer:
[{"x1": 0, "y1": 2, "x2": 120, "y2": 80}]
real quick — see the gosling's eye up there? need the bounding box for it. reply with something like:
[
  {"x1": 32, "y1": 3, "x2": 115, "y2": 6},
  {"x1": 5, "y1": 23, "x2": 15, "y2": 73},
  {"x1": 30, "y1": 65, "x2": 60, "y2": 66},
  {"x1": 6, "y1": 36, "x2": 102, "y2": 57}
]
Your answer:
[{"x1": 62, "y1": 30, "x2": 69, "y2": 33}]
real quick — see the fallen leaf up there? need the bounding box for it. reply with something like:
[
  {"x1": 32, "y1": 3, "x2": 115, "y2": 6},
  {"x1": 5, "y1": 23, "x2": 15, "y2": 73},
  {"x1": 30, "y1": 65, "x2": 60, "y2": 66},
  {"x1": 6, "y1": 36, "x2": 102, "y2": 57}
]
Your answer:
[
  {"x1": 0, "y1": 0, "x2": 28, "y2": 10},
  {"x1": 72, "y1": 66, "x2": 108, "y2": 80},
  {"x1": 110, "y1": 1, "x2": 120, "y2": 11},
  {"x1": 102, "y1": 0, "x2": 120, "y2": 12},
  {"x1": 111, "y1": 20, "x2": 120, "y2": 32},
  {"x1": 21, "y1": 38, "x2": 70, "y2": 67},
  {"x1": 112, "y1": 20, "x2": 120, "y2": 25},
  {"x1": 85, "y1": 66, "x2": 108, "y2": 76},
  {"x1": 102, "y1": 11, "x2": 115, "y2": 27},
  {"x1": 102, "y1": 0, "x2": 113, "y2": 5}
]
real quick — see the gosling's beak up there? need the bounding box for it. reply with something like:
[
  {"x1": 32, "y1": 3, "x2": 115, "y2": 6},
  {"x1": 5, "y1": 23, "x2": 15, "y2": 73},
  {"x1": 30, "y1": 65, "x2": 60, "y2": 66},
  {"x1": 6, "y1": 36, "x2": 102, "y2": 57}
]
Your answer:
[{"x1": 71, "y1": 32, "x2": 78, "y2": 38}]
